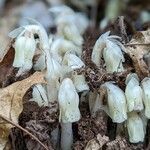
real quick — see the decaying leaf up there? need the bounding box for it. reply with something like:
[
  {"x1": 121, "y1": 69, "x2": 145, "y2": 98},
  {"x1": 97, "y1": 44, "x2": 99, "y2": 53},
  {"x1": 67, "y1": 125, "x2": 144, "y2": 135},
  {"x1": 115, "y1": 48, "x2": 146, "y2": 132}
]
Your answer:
[
  {"x1": 0, "y1": 41, "x2": 15, "y2": 87},
  {"x1": 0, "y1": 72, "x2": 45, "y2": 149},
  {"x1": 85, "y1": 134, "x2": 109, "y2": 150},
  {"x1": 125, "y1": 29, "x2": 150, "y2": 78}
]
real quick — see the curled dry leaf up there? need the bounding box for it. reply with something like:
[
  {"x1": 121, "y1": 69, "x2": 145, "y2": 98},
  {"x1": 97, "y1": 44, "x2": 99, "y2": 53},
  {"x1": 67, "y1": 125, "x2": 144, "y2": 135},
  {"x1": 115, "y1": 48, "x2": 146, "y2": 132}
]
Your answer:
[
  {"x1": 0, "y1": 72, "x2": 45, "y2": 149},
  {"x1": 0, "y1": 41, "x2": 15, "y2": 87},
  {"x1": 85, "y1": 134, "x2": 109, "y2": 150},
  {"x1": 125, "y1": 29, "x2": 150, "y2": 78}
]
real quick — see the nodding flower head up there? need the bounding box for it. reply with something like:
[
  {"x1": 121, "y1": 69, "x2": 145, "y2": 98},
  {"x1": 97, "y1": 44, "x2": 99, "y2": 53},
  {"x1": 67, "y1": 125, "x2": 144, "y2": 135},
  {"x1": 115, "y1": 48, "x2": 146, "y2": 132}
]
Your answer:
[
  {"x1": 100, "y1": 82, "x2": 127, "y2": 123},
  {"x1": 91, "y1": 31, "x2": 125, "y2": 70},
  {"x1": 127, "y1": 112, "x2": 145, "y2": 143},
  {"x1": 141, "y1": 77, "x2": 150, "y2": 118},
  {"x1": 125, "y1": 73, "x2": 143, "y2": 112},
  {"x1": 58, "y1": 78, "x2": 81, "y2": 123}
]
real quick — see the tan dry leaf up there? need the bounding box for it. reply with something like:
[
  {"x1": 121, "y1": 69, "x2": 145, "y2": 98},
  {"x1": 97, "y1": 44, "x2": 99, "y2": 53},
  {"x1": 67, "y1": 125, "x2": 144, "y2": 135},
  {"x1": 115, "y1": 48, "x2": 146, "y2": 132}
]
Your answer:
[
  {"x1": 85, "y1": 134, "x2": 109, "y2": 150},
  {"x1": 125, "y1": 29, "x2": 150, "y2": 79},
  {"x1": 0, "y1": 72, "x2": 45, "y2": 150}
]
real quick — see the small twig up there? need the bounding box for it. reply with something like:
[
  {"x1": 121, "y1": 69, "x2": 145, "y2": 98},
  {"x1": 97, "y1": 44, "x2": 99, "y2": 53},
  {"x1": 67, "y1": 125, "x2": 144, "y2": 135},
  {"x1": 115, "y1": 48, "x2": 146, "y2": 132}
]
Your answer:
[
  {"x1": 124, "y1": 43, "x2": 150, "y2": 46},
  {"x1": 0, "y1": 114, "x2": 49, "y2": 150}
]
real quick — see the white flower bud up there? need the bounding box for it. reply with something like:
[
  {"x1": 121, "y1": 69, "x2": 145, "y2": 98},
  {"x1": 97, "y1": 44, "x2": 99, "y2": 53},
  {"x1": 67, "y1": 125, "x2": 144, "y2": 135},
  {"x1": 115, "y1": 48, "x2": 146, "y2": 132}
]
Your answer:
[
  {"x1": 13, "y1": 36, "x2": 26, "y2": 67},
  {"x1": 102, "y1": 82, "x2": 127, "y2": 123},
  {"x1": 125, "y1": 73, "x2": 143, "y2": 112},
  {"x1": 57, "y1": 19, "x2": 83, "y2": 46},
  {"x1": 15, "y1": 34, "x2": 36, "y2": 76},
  {"x1": 46, "y1": 55, "x2": 62, "y2": 80},
  {"x1": 62, "y1": 52, "x2": 85, "y2": 70},
  {"x1": 103, "y1": 40, "x2": 124, "y2": 73},
  {"x1": 91, "y1": 31, "x2": 125, "y2": 70},
  {"x1": 127, "y1": 112, "x2": 145, "y2": 143},
  {"x1": 58, "y1": 78, "x2": 81, "y2": 123},
  {"x1": 141, "y1": 77, "x2": 150, "y2": 118},
  {"x1": 30, "y1": 84, "x2": 48, "y2": 107},
  {"x1": 72, "y1": 74, "x2": 89, "y2": 92},
  {"x1": 50, "y1": 38, "x2": 82, "y2": 63}
]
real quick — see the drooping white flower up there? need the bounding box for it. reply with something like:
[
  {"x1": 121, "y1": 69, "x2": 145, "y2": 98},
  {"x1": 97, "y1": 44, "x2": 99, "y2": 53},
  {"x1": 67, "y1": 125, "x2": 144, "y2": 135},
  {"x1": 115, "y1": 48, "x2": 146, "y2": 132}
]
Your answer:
[
  {"x1": 30, "y1": 84, "x2": 48, "y2": 107},
  {"x1": 13, "y1": 36, "x2": 26, "y2": 68},
  {"x1": 72, "y1": 73, "x2": 89, "y2": 93},
  {"x1": 49, "y1": 5, "x2": 89, "y2": 35},
  {"x1": 62, "y1": 52, "x2": 85, "y2": 70},
  {"x1": 49, "y1": 5, "x2": 74, "y2": 19},
  {"x1": 91, "y1": 31, "x2": 125, "y2": 72},
  {"x1": 17, "y1": 34, "x2": 36, "y2": 76},
  {"x1": 125, "y1": 73, "x2": 143, "y2": 112},
  {"x1": 103, "y1": 40, "x2": 124, "y2": 73},
  {"x1": 9, "y1": 18, "x2": 51, "y2": 76},
  {"x1": 58, "y1": 78, "x2": 80, "y2": 123},
  {"x1": 141, "y1": 77, "x2": 150, "y2": 118},
  {"x1": 127, "y1": 112, "x2": 145, "y2": 143},
  {"x1": 56, "y1": 19, "x2": 83, "y2": 46},
  {"x1": 101, "y1": 82, "x2": 127, "y2": 123},
  {"x1": 58, "y1": 78, "x2": 81, "y2": 150},
  {"x1": 50, "y1": 37, "x2": 82, "y2": 63}
]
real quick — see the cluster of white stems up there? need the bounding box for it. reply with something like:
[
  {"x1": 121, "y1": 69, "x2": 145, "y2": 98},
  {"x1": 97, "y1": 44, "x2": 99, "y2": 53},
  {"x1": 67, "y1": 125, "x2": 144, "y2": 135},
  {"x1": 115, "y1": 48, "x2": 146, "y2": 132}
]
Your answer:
[{"x1": 8, "y1": 5, "x2": 149, "y2": 150}]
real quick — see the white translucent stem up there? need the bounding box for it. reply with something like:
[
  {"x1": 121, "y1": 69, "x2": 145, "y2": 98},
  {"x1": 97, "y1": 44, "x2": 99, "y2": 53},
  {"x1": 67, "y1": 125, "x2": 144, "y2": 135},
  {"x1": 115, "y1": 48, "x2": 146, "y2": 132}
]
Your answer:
[
  {"x1": 13, "y1": 49, "x2": 24, "y2": 67},
  {"x1": 51, "y1": 127, "x2": 60, "y2": 149},
  {"x1": 61, "y1": 123, "x2": 73, "y2": 150},
  {"x1": 46, "y1": 79, "x2": 58, "y2": 102}
]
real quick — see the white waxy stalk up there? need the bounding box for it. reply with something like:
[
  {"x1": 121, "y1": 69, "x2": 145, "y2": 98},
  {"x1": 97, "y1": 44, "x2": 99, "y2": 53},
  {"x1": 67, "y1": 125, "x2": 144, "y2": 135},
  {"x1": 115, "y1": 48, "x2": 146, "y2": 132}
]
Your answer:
[
  {"x1": 50, "y1": 38, "x2": 82, "y2": 63},
  {"x1": 127, "y1": 112, "x2": 145, "y2": 143},
  {"x1": 91, "y1": 31, "x2": 125, "y2": 69},
  {"x1": 103, "y1": 40, "x2": 124, "y2": 73},
  {"x1": 58, "y1": 78, "x2": 80, "y2": 150},
  {"x1": 88, "y1": 91, "x2": 98, "y2": 115},
  {"x1": 30, "y1": 84, "x2": 48, "y2": 107},
  {"x1": 101, "y1": 82, "x2": 127, "y2": 123},
  {"x1": 45, "y1": 56, "x2": 62, "y2": 102},
  {"x1": 13, "y1": 36, "x2": 26, "y2": 67},
  {"x1": 72, "y1": 73, "x2": 89, "y2": 93},
  {"x1": 125, "y1": 73, "x2": 143, "y2": 112},
  {"x1": 141, "y1": 77, "x2": 150, "y2": 118}
]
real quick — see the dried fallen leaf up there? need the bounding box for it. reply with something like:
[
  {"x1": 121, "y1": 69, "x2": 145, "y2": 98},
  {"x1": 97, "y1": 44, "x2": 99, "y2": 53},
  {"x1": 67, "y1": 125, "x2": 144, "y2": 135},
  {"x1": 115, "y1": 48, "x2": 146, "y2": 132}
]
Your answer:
[
  {"x1": 125, "y1": 29, "x2": 150, "y2": 78},
  {"x1": 85, "y1": 134, "x2": 109, "y2": 150},
  {"x1": 0, "y1": 42, "x2": 15, "y2": 87},
  {"x1": 0, "y1": 72, "x2": 45, "y2": 149}
]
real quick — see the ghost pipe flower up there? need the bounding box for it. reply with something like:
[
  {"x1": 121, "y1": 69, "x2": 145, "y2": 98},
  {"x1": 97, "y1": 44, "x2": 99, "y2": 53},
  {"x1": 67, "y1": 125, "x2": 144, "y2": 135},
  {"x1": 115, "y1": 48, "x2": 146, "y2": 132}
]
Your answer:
[
  {"x1": 91, "y1": 31, "x2": 125, "y2": 71},
  {"x1": 125, "y1": 73, "x2": 143, "y2": 112},
  {"x1": 30, "y1": 84, "x2": 48, "y2": 107},
  {"x1": 56, "y1": 18, "x2": 83, "y2": 46},
  {"x1": 49, "y1": 5, "x2": 89, "y2": 35},
  {"x1": 49, "y1": 5, "x2": 74, "y2": 19},
  {"x1": 100, "y1": 0, "x2": 126, "y2": 29},
  {"x1": 97, "y1": 82, "x2": 127, "y2": 123},
  {"x1": 127, "y1": 112, "x2": 145, "y2": 143},
  {"x1": 50, "y1": 37, "x2": 82, "y2": 63},
  {"x1": 58, "y1": 78, "x2": 80, "y2": 150},
  {"x1": 62, "y1": 52, "x2": 89, "y2": 92},
  {"x1": 45, "y1": 55, "x2": 62, "y2": 102},
  {"x1": 141, "y1": 77, "x2": 150, "y2": 118},
  {"x1": 9, "y1": 18, "x2": 51, "y2": 76},
  {"x1": 62, "y1": 52, "x2": 85, "y2": 70},
  {"x1": 72, "y1": 72, "x2": 89, "y2": 93},
  {"x1": 103, "y1": 40, "x2": 125, "y2": 73}
]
